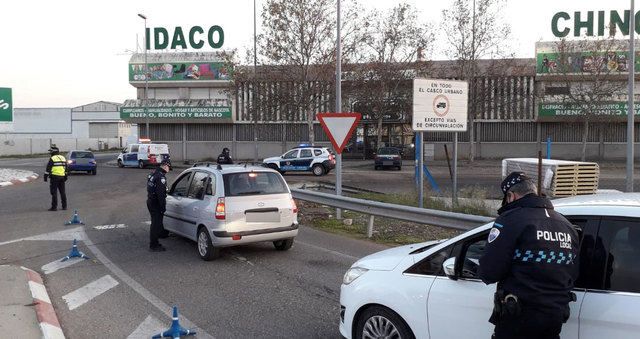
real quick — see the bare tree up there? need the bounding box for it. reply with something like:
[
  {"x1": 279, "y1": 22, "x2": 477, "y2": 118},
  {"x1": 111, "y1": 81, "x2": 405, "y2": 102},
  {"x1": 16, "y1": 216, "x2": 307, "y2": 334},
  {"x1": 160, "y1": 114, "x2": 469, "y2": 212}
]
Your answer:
[
  {"x1": 540, "y1": 38, "x2": 628, "y2": 161},
  {"x1": 348, "y1": 3, "x2": 434, "y2": 150},
  {"x1": 442, "y1": 0, "x2": 513, "y2": 161},
  {"x1": 256, "y1": 0, "x2": 365, "y2": 143}
]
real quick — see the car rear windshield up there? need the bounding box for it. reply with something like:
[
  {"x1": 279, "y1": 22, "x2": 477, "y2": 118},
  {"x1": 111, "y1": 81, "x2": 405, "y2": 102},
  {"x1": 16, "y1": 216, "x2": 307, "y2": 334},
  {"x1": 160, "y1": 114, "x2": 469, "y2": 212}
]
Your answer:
[
  {"x1": 378, "y1": 148, "x2": 400, "y2": 155},
  {"x1": 223, "y1": 172, "x2": 289, "y2": 197},
  {"x1": 73, "y1": 151, "x2": 94, "y2": 158}
]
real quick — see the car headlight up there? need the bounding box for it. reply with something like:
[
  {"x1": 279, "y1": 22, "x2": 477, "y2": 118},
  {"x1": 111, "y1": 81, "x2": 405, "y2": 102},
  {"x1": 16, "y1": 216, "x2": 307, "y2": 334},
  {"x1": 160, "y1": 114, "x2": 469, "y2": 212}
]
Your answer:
[{"x1": 343, "y1": 267, "x2": 368, "y2": 285}]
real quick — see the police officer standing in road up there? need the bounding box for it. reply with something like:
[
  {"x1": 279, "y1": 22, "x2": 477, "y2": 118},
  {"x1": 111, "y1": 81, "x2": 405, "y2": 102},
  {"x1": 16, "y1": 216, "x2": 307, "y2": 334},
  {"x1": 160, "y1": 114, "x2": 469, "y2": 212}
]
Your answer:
[
  {"x1": 44, "y1": 145, "x2": 68, "y2": 211},
  {"x1": 216, "y1": 147, "x2": 233, "y2": 165},
  {"x1": 147, "y1": 159, "x2": 171, "y2": 252},
  {"x1": 478, "y1": 172, "x2": 579, "y2": 339}
]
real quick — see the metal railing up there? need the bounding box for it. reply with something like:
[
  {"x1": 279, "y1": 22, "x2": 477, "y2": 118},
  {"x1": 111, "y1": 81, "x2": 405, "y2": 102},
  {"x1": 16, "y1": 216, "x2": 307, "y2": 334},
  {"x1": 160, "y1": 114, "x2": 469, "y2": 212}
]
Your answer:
[{"x1": 291, "y1": 189, "x2": 494, "y2": 236}]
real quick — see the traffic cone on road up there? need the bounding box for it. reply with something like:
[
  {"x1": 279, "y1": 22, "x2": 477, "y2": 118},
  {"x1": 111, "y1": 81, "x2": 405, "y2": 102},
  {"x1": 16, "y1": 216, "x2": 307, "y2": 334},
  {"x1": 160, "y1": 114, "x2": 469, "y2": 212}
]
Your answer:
[
  {"x1": 152, "y1": 306, "x2": 196, "y2": 338},
  {"x1": 64, "y1": 210, "x2": 85, "y2": 225},
  {"x1": 61, "y1": 239, "x2": 90, "y2": 262}
]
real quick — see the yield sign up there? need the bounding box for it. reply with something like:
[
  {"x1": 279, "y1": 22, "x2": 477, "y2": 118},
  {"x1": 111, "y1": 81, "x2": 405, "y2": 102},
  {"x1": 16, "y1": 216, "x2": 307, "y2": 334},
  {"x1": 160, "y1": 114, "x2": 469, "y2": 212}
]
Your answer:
[{"x1": 317, "y1": 112, "x2": 361, "y2": 154}]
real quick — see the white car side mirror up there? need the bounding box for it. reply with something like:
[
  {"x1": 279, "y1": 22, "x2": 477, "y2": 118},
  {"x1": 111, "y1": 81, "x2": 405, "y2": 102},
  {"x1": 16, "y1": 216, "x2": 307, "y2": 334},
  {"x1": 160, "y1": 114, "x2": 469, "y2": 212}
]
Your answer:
[{"x1": 442, "y1": 257, "x2": 457, "y2": 280}]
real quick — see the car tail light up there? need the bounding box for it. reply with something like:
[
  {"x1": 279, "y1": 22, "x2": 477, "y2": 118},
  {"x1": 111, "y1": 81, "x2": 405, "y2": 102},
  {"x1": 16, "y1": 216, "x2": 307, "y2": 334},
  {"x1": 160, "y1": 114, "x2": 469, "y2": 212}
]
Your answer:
[
  {"x1": 215, "y1": 198, "x2": 226, "y2": 220},
  {"x1": 67, "y1": 160, "x2": 75, "y2": 164},
  {"x1": 232, "y1": 234, "x2": 242, "y2": 241},
  {"x1": 291, "y1": 199, "x2": 298, "y2": 214},
  {"x1": 89, "y1": 160, "x2": 96, "y2": 164},
  {"x1": 329, "y1": 154, "x2": 334, "y2": 161}
]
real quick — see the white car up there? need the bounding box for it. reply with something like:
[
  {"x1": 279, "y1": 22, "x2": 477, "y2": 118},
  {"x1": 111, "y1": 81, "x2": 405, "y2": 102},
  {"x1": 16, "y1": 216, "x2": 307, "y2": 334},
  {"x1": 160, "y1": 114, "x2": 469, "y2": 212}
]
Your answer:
[
  {"x1": 164, "y1": 164, "x2": 298, "y2": 260},
  {"x1": 263, "y1": 145, "x2": 336, "y2": 176},
  {"x1": 340, "y1": 193, "x2": 640, "y2": 339},
  {"x1": 117, "y1": 143, "x2": 170, "y2": 169}
]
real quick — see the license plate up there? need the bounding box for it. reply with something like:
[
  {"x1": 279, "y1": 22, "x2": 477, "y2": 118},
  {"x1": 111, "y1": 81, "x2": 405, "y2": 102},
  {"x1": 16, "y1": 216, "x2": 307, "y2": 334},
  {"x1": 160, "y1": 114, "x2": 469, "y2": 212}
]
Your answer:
[
  {"x1": 383, "y1": 161, "x2": 393, "y2": 166},
  {"x1": 246, "y1": 212, "x2": 280, "y2": 223}
]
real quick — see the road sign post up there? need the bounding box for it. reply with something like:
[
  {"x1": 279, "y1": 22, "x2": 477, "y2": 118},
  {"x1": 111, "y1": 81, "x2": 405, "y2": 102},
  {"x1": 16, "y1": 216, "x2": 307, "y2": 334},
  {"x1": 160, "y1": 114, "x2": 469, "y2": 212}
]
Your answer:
[
  {"x1": 317, "y1": 112, "x2": 362, "y2": 210},
  {"x1": 412, "y1": 79, "x2": 468, "y2": 207}
]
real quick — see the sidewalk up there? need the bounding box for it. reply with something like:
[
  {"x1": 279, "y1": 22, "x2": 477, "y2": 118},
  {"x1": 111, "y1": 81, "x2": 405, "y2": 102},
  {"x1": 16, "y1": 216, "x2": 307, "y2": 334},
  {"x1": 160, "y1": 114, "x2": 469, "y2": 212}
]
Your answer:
[
  {"x1": 0, "y1": 265, "x2": 64, "y2": 338},
  {"x1": 0, "y1": 169, "x2": 39, "y2": 188}
]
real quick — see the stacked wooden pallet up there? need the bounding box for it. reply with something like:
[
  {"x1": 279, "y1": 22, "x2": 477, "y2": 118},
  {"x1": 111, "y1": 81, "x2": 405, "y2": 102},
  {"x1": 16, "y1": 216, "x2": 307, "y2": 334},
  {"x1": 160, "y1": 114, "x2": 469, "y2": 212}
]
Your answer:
[{"x1": 502, "y1": 158, "x2": 599, "y2": 197}]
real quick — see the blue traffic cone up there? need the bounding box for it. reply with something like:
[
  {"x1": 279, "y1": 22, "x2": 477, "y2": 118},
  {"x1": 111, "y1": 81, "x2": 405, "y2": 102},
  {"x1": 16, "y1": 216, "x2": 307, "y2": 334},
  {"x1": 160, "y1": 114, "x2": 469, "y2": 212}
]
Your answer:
[
  {"x1": 64, "y1": 210, "x2": 85, "y2": 225},
  {"x1": 61, "y1": 239, "x2": 90, "y2": 262},
  {"x1": 152, "y1": 306, "x2": 196, "y2": 338}
]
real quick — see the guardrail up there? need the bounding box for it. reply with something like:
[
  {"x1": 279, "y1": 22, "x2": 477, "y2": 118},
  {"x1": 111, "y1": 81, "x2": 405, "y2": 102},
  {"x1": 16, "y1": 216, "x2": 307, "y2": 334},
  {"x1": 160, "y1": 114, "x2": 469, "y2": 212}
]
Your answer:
[{"x1": 291, "y1": 188, "x2": 494, "y2": 236}]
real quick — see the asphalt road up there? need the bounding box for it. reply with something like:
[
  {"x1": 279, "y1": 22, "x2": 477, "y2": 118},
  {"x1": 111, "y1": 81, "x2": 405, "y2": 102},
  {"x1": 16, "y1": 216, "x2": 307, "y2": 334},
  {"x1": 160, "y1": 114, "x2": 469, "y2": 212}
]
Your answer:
[{"x1": 0, "y1": 154, "x2": 387, "y2": 338}]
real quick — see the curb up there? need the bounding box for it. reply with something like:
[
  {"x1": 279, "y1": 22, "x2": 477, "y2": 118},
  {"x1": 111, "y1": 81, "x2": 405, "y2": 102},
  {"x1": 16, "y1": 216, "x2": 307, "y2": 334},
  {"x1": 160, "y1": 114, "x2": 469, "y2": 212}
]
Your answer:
[
  {"x1": 20, "y1": 266, "x2": 65, "y2": 339},
  {"x1": 0, "y1": 172, "x2": 39, "y2": 188}
]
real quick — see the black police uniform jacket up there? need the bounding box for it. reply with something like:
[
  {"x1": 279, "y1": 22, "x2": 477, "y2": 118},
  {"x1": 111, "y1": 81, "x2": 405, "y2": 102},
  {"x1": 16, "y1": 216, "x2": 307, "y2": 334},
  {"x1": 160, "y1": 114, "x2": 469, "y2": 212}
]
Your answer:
[
  {"x1": 217, "y1": 153, "x2": 233, "y2": 165},
  {"x1": 478, "y1": 194, "x2": 579, "y2": 315},
  {"x1": 147, "y1": 167, "x2": 167, "y2": 212}
]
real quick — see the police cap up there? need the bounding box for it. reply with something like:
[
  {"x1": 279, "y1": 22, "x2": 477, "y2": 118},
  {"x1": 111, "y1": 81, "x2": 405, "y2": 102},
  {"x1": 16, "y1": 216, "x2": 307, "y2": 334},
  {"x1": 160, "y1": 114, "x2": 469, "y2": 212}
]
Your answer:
[{"x1": 500, "y1": 171, "x2": 530, "y2": 206}]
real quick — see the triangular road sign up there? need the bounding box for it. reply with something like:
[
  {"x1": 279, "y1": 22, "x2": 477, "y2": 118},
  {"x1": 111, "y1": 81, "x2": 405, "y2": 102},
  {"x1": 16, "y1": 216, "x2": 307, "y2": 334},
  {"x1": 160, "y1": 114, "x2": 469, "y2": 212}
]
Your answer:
[{"x1": 317, "y1": 112, "x2": 361, "y2": 154}]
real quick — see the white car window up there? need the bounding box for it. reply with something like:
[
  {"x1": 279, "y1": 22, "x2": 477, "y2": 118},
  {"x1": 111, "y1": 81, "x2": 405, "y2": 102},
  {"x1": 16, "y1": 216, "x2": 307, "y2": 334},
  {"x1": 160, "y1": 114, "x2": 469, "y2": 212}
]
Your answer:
[
  {"x1": 187, "y1": 172, "x2": 209, "y2": 200},
  {"x1": 405, "y1": 244, "x2": 454, "y2": 276},
  {"x1": 283, "y1": 150, "x2": 299, "y2": 159},
  {"x1": 314, "y1": 149, "x2": 323, "y2": 156},
  {"x1": 171, "y1": 173, "x2": 192, "y2": 197},
  {"x1": 131, "y1": 145, "x2": 139, "y2": 153},
  {"x1": 597, "y1": 218, "x2": 640, "y2": 293},
  {"x1": 300, "y1": 149, "x2": 312, "y2": 158}
]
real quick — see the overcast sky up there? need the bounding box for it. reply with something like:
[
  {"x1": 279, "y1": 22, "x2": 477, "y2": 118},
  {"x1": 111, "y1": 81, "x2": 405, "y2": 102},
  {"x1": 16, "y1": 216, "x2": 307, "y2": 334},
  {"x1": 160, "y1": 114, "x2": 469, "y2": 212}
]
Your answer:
[{"x1": 1, "y1": 0, "x2": 635, "y2": 107}]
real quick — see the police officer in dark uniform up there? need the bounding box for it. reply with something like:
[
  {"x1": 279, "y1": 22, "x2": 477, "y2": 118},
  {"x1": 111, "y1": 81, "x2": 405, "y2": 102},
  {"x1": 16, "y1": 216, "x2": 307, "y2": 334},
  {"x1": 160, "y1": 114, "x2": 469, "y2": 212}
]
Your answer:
[
  {"x1": 44, "y1": 145, "x2": 68, "y2": 211},
  {"x1": 147, "y1": 159, "x2": 171, "y2": 252},
  {"x1": 478, "y1": 172, "x2": 579, "y2": 339},
  {"x1": 216, "y1": 147, "x2": 233, "y2": 165}
]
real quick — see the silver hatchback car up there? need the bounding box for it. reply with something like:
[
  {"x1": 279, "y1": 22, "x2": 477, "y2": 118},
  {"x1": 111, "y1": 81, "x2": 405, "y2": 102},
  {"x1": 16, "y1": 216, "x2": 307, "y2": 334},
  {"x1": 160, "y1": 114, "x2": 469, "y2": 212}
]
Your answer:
[{"x1": 164, "y1": 163, "x2": 299, "y2": 260}]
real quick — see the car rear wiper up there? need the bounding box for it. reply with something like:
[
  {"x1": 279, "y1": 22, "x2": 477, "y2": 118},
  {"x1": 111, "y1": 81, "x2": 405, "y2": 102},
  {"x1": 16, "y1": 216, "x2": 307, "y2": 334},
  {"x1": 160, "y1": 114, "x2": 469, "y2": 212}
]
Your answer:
[{"x1": 236, "y1": 191, "x2": 263, "y2": 195}]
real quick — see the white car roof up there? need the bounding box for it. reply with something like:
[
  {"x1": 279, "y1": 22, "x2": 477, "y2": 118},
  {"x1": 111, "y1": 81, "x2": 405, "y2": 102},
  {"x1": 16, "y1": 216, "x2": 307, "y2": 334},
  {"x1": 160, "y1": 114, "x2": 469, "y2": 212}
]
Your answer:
[
  {"x1": 188, "y1": 164, "x2": 277, "y2": 175},
  {"x1": 551, "y1": 193, "x2": 640, "y2": 218}
]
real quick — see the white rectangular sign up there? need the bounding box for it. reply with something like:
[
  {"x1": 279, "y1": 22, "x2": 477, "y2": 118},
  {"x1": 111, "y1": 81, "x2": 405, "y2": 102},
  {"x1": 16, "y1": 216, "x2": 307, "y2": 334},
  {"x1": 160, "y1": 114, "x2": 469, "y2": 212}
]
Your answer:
[{"x1": 413, "y1": 78, "x2": 468, "y2": 132}]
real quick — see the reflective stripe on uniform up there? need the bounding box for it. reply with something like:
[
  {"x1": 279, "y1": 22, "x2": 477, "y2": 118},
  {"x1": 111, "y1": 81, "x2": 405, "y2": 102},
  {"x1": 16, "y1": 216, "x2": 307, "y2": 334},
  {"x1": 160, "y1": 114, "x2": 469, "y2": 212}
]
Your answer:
[{"x1": 51, "y1": 155, "x2": 66, "y2": 176}]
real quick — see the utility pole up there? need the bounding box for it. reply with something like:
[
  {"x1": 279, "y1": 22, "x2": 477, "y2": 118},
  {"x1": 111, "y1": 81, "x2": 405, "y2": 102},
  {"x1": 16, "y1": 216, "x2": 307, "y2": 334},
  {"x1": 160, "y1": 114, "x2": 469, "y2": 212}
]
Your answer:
[
  {"x1": 627, "y1": 0, "x2": 636, "y2": 192},
  {"x1": 138, "y1": 13, "x2": 149, "y2": 139},
  {"x1": 253, "y1": 0, "x2": 259, "y2": 162},
  {"x1": 336, "y1": 0, "x2": 343, "y2": 219}
]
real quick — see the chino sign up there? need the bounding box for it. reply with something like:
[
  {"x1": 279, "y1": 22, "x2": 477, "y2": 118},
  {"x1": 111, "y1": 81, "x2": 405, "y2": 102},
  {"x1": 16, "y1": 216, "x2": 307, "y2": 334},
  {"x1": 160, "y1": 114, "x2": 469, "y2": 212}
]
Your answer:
[
  {"x1": 146, "y1": 26, "x2": 224, "y2": 50},
  {"x1": 0, "y1": 87, "x2": 12, "y2": 122},
  {"x1": 120, "y1": 106, "x2": 232, "y2": 120},
  {"x1": 552, "y1": 10, "x2": 640, "y2": 38}
]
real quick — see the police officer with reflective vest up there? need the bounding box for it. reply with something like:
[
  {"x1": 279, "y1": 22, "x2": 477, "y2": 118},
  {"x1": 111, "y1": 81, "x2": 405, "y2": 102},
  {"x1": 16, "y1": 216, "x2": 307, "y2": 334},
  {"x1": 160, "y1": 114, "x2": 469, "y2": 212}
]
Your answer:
[
  {"x1": 217, "y1": 147, "x2": 233, "y2": 165},
  {"x1": 478, "y1": 172, "x2": 579, "y2": 339},
  {"x1": 44, "y1": 146, "x2": 68, "y2": 211},
  {"x1": 147, "y1": 159, "x2": 171, "y2": 252}
]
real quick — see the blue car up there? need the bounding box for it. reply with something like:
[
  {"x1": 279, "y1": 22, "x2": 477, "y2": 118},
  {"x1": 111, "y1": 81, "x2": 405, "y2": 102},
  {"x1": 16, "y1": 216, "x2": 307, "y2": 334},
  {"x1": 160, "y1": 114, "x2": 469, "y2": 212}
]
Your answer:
[{"x1": 66, "y1": 150, "x2": 97, "y2": 175}]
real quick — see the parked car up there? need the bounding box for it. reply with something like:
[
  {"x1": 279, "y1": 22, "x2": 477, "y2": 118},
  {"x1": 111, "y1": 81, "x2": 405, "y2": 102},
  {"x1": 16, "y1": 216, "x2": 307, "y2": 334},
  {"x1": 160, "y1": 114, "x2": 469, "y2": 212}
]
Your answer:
[
  {"x1": 66, "y1": 150, "x2": 97, "y2": 175},
  {"x1": 263, "y1": 144, "x2": 335, "y2": 176},
  {"x1": 164, "y1": 164, "x2": 299, "y2": 260},
  {"x1": 374, "y1": 147, "x2": 402, "y2": 170},
  {"x1": 117, "y1": 143, "x2": 170, "y2": 169},
  {"x1": 339, "y1": 193, "x2": 640, "y2": 339}
]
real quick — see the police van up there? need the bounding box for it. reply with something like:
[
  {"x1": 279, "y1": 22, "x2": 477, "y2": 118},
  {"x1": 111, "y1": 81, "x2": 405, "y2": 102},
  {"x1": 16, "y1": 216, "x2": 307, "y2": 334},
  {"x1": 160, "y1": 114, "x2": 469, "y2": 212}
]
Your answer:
[
  {"x1": 117, "y1": 143, "x2": 171, "y2": 169},
  {"x1": 263, "y1": 144, "x2": 335, "y2": 176}
]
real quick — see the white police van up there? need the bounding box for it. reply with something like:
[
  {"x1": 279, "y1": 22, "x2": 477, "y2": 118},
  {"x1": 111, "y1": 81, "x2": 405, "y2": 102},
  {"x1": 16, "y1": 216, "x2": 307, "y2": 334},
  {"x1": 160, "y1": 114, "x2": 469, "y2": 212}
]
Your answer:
[
  {"x1": 263, "y1": 145, "x2": 336, "y2": 176},
  {"x1": 117, "y1": 143, "x2": 171, "y2": 169}
]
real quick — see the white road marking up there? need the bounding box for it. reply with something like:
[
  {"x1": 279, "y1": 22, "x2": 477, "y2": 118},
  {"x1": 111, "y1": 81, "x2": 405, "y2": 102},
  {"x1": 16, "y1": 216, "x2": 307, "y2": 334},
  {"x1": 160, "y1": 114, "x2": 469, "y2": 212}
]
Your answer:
[
  {"x1": 0, "y1": 226, "x2": 84, "y2": 247},
  {"x1": 127, "y1": 315, "x2": 165, "y2": 339},
  {"x1": 28, "y1": 281, "x2": 52, "y2": 304},
  {"x1": 79, "y1": 230, "x2": 215, "y2": 339},
  {"x1": 62, "y1": 275, "x2": 119, "y2": 311},
  {"x1": 40, "y1": 323, "x2": 65, "y2": 339},
  {"x1": 42, "y1": 257, "x2": 85, "y2": 275},
  {"x1": 142, "y1": 221, "x2": 151, "y2": 225},
  {"x1": 93, "y1": 224, "x2": 127, "y2": 230},
  {"x1": 296, "y1": 240, "x2": 359, "y2": 261}
]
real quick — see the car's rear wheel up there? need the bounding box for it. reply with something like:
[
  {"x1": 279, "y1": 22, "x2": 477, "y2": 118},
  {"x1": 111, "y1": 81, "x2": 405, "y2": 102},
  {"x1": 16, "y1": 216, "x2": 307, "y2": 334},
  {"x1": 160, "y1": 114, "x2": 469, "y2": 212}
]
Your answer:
[
  {"x1": 396, "y1": 166, "x2": 402, "y2": 171},
  {"x1": 91, "y1": 169, "x2": 97, "y2": 175},
  {"x1": 312, "y1": 164, "x2": 325, "y2": 176},
  {"x1": 138, "y1": 160, "x2": 145, "y2": 169},
  {"x1": 354, "y1": 306, "x2": 414, "y2": 339},
  {"x1": 273, "y1": 238, "x2": 294, "y2": 251},
  {"x1": 197, "y1": 227, "x2": 220, "y2": 261},
  {"x1": 374, "y1": 165, "x2": 380, "y2": 170},
  {"x1": 117, "y1": 159, "x2": 124, "y2": 168},
  {"x1": 267, "y1": 163, "x2": 279, "y2": 171}
]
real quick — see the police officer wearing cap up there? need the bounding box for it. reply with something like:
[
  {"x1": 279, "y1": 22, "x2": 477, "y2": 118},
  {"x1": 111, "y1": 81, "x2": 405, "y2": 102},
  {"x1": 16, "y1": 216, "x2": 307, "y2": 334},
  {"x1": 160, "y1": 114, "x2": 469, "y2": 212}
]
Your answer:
[
  {"x1": 478, "y1": 172, "x2": 579, "y2": 339},
  {"x1": 44, "y1": 145, "x2": 68, "y2": 211},
  {"x1": 147, "y1": 159, "x2": 171, "y2": 252},
  {"x1": 216, "y1": 147, "x2": 233, "y2": 165}
]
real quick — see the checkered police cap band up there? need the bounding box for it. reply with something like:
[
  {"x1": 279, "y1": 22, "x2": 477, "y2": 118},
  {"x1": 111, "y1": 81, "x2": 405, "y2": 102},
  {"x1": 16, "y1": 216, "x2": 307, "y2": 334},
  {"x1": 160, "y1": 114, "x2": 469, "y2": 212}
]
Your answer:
[{"x1": 501, "y1": 172, "x2": 528, "y2": 194}]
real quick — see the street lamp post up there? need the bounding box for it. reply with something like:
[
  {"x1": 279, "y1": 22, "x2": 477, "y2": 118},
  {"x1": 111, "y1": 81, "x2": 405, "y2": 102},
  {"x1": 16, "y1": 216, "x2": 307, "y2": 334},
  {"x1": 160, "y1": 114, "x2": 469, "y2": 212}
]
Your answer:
[
  {"x1": 253, "y1": 0, "x2": 259, "y2": 162},
  {"x1": 138, "y1": 13, "x2": 149, "y2": 139},
  {"x1": 628, "y1": 0, "x2": 635, "y2": 192}
]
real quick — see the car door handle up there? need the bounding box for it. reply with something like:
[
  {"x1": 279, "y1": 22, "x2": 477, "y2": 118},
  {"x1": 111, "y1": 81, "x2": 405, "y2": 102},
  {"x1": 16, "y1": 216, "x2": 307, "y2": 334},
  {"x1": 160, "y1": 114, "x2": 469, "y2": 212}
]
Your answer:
[{"x1": 193, "y1": 207, "x2": 199, "y2": 212}]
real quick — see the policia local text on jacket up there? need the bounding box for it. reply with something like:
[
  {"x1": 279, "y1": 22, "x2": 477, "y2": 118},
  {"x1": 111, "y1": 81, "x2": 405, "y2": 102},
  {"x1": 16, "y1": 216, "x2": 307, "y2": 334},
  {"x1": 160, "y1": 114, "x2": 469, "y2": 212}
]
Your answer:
[
  {"x1": 44, "y1": 147, "x2": 68, "y2": 211},
  {"x1": 478, "y1": 173, "x2": 579, "y2": 339}
]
